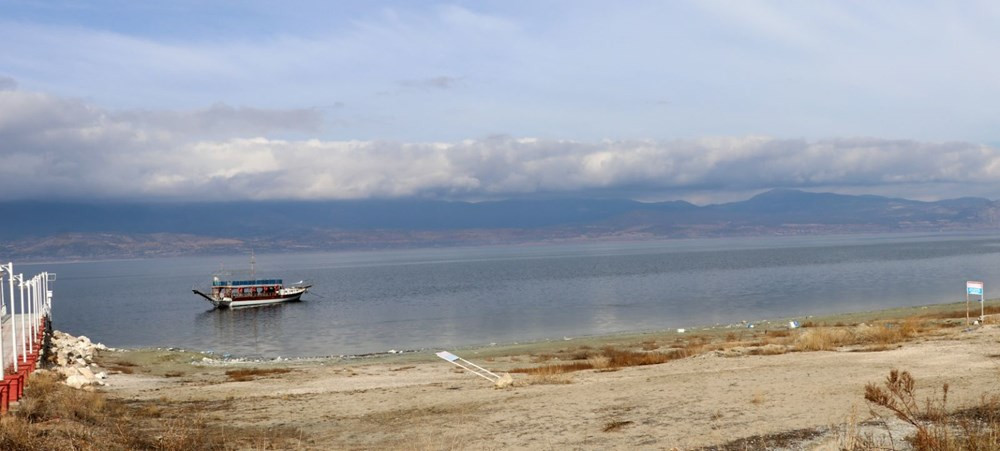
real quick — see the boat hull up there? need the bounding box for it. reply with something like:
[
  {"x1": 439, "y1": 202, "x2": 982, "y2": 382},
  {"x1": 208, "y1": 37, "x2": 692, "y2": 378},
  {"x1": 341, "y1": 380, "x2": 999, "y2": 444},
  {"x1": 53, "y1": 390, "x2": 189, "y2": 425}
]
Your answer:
[{"x1": 193, "y1": 286, "x2": 310, "y2": 309}]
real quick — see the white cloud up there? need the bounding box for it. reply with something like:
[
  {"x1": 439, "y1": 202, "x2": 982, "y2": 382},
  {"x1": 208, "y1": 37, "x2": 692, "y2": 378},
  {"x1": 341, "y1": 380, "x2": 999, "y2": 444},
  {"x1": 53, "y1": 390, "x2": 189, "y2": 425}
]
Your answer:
[{"x1": 2, "y1": 87, "x2": 1000, "y2": 202}]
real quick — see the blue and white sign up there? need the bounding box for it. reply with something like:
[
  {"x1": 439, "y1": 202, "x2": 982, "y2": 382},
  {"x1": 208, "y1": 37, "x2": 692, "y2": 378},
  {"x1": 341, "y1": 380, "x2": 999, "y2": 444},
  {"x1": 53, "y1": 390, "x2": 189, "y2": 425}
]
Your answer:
[{"x1": 967, "y1": 281, "x2": 984, "y2": 296}]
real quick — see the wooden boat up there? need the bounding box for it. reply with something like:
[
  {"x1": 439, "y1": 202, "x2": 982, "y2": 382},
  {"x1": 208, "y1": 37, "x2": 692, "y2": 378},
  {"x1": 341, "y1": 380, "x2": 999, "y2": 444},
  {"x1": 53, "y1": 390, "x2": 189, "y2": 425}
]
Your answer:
[{"x1": 192, "y1": 253, "x2": 310, "y2": 309}]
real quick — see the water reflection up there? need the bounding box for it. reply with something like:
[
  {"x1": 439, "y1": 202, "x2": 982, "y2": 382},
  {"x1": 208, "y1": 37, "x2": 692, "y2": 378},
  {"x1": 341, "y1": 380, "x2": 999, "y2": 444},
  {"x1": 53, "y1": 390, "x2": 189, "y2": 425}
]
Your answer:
[{"x1": 194, "y1": 304, "x2": 288, "y2": 356}]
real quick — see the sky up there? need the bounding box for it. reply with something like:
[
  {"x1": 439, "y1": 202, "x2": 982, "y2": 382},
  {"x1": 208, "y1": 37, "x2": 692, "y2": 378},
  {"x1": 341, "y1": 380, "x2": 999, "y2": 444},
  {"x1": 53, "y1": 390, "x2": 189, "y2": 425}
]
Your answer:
[{"x1": 2, "y1": 1, "x2": 1000, "y2": 203}]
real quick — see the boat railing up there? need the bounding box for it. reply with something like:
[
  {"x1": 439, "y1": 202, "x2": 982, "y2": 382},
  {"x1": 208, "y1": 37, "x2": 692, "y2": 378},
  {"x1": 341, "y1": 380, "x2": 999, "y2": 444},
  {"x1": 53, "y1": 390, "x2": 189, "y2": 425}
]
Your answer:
[{"x1": 212, "y1": 279, "x2": 283, "y2": 287}]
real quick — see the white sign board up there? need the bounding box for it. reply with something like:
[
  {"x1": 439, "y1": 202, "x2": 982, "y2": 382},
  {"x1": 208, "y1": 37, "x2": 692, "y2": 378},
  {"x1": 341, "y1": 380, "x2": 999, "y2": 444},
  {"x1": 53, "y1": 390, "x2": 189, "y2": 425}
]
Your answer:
[
  {"x1": 435, "y1": 351, "x2": 459, "y2": 362},
  {"x1": 435, "y1": 350, "x2": 503, "y2": 384},
  {"x1": 968, "y1": 281, "x2": 984, "y2": 296}
]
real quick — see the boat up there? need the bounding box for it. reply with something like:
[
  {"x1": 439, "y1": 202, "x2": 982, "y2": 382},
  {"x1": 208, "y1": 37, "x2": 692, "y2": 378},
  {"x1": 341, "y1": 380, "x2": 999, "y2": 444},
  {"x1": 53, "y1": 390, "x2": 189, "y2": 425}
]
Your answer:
[{"x1": 192, "y1": 253, "x2": 311, "y2": 309}]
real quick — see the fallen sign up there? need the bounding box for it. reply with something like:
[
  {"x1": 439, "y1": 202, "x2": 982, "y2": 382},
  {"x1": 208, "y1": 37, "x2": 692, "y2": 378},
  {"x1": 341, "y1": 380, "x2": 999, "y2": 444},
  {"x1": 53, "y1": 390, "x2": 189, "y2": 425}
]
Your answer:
[{"x1": 436, "y1": 351, "x2": 513, "y2": 388}]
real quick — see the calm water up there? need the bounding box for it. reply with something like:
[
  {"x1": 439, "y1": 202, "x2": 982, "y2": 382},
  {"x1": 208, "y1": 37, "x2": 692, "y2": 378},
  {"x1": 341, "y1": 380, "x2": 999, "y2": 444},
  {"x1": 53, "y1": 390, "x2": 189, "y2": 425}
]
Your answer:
[{"x1": 19, "y1": 233, "x2": 1000, "y2": 358}]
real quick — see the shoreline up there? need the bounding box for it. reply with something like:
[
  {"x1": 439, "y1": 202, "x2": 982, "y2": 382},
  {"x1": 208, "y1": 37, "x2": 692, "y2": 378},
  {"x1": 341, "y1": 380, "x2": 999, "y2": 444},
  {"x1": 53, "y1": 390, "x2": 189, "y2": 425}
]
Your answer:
[{"x1": 108, "y1": 297, "x2": 999, "y2": 366}]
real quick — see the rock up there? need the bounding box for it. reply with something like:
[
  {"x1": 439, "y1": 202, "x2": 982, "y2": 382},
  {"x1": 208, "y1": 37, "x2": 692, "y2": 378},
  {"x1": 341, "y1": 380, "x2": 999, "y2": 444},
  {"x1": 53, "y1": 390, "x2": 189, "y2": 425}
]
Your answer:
[
  {"x1": 494, "y1": 373, "x2": 514, "y2": 389},
  {"x1": 78, "y1": 366, "x2": 95, "y2": 380},
  {"x1": 65, "y1": 374, "x2": 90, "y2": 389},
  {"x1": 56, "y1": 366, "x2": 80, "y2": 378},
  {"x1": 46, "y1": 330, "x2": 113, "y2": 389}
]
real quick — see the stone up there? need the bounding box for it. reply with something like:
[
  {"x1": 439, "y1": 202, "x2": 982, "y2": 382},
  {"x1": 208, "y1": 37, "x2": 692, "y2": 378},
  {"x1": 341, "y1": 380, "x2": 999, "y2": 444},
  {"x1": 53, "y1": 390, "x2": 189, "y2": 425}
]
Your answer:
[
  {"x1": 55, "y1": 366, "x2": 80, "y2": 378},
  {"x1": 78, "y1": 366, "x2": 95, "y2": 380},
  {"x1": 65, "y1": 374, "x2": 90, "y2": 389},
  {"x1": 494, "y1": 373, "x2": 514, "y2": 389}
]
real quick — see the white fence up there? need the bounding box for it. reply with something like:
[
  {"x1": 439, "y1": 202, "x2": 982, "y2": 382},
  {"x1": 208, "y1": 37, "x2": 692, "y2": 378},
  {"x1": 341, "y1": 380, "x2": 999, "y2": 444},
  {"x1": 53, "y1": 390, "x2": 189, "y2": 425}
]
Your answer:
[{"x1": 0, "y1": 264, "x2": 53, "y2": 412}]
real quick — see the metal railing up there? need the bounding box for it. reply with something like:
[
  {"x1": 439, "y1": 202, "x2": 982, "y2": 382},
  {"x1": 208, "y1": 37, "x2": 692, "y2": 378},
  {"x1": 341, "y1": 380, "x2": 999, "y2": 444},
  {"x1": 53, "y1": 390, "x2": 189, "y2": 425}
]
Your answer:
[
  {"x1": 0, "y1": 263, "x2": 54, "y2": 413},
  {"x1": 212, "y1": 278, "x2": 283, "y2": 287}
]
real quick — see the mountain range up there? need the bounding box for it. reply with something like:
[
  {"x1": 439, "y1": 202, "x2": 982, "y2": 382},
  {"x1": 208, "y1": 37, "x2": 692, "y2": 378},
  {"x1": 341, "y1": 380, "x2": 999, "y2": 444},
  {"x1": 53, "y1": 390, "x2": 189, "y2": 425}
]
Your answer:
[{"x1": 4, "y1": 189, "x2": 1000, "y2": 260}]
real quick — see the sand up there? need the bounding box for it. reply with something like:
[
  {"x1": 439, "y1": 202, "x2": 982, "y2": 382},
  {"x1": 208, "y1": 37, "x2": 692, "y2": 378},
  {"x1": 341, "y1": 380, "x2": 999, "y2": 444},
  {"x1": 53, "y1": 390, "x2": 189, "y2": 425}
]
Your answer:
[{"x1": 92, "y1": 303, "x2": 1000, "y2": 450}]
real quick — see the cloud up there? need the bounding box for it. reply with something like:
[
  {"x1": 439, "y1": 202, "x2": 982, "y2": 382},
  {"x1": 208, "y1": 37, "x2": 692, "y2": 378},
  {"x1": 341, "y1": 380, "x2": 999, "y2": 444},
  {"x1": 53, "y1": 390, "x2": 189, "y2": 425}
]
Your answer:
[
  {"x1": 4, "y1": 4, "x2": 1000, "y2": 142},
  {"x1": 0, "y1": 76, "x2": 16, "y2": 91},
  {"x1": 113, "y1": 103, "x2": 323, "y2": 138},
  {"x1": 3, "y1": 88, "x2": 1000, "y2": 203},
  {"x1": 399, "y1": 76, "x2": 462, "y2": 90}
]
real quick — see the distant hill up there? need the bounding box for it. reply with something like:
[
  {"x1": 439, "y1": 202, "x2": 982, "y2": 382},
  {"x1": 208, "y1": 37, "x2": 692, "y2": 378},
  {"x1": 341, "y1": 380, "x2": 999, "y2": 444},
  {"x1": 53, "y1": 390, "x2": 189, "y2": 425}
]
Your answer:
[{"x1": 3, "y1": 190, "x2": 1000, "y2": 260}]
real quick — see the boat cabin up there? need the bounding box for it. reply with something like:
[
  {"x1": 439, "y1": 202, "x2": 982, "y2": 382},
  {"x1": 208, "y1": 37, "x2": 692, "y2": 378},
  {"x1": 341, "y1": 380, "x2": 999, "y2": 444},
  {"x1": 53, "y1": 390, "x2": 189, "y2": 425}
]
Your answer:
[{"x1": 211, "y1": 277, "x2": 284, "y2": 300}]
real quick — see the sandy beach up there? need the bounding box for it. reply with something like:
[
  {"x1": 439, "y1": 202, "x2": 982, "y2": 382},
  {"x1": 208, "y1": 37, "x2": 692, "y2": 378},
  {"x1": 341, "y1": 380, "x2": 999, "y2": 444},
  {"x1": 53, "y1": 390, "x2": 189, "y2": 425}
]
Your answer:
[{"x1": 53, "y1": 300, "x2": 997, "y2": 450}]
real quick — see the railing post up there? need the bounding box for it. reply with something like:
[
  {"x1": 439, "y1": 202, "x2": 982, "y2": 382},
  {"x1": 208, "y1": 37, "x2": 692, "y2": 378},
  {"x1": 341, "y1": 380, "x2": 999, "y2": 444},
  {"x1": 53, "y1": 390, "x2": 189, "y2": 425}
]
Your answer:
[
  {"x1": 19, "y1": 278, "x2": 27, "y2": 361},
  {"x1": 10, "y1": 274, "x2": 20, "y2": 373}
]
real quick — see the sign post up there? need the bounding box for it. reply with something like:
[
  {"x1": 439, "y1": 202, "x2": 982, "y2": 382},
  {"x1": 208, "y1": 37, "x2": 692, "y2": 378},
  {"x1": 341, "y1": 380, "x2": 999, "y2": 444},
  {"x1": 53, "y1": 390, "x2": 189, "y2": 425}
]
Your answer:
[{"x1": 967, "y1": 281, "x2": 984, "y2": 325}]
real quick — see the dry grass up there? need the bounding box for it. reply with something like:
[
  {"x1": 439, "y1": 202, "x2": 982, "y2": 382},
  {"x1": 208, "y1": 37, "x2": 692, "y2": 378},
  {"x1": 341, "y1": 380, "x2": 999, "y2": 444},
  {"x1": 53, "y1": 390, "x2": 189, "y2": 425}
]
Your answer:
[
  {"x1": 602, "y1": 420, "x2": 633, "y2": 432},
  {"x1": 6, "y1": 371, "x2": 305, "y2": 450},
  {"x1": 860, "y1": 368, "x2": 1000, "y2": 450},
  {"x1": 795, "y1": 319, "x2": 928, "y2": 351},
  {"x1": 515, "y1": 316, "x2": 941, "y2": 376},
  {"x1": 513, "y1": 361, "x2": 593, "y2": 375},
  {"x1": 0, "y1": 415, "x2": 44, "y2": 449},
  {"x1": 587, "y1": 355, "x2": 611, "y2": 369},
  {"x1": 526, "y1": 374, "x2": 573, "y2": 385},
  {"x1": 512, "y1": 347, "x2": 680, "y2": 375},
  {"x1": 795, "y1": 327, "x2": 857, "y2": 351},
  {"x1": 748, "y1": 344, "x2": 790, "y2": 356},
  {"x1": 224, "y1": 367, "x2": 292, "y2": 382},
  {"x1": 918, "y1": 305, "x2": 1000, "y2": 320}
]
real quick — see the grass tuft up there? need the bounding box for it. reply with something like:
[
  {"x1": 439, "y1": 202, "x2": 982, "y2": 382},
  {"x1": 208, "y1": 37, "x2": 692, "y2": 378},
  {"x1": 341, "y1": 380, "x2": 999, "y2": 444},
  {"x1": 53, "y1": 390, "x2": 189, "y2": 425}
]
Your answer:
[
  {"x1": 859, "y1": 368, "x2": 1000, "y2": 449},
  {"x1": 512, "y1": 346, "x2": 679, "y2": 375},
  {"x1": 603, "y1": 420, "x2": 633, "y2": 432},
  {"x1": 225, "y1": 367, "x2": 293, "y2": 382}
]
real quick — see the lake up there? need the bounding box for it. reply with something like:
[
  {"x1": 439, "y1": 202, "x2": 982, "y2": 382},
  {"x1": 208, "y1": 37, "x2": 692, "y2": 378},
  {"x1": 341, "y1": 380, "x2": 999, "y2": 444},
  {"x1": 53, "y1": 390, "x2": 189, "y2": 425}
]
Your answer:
[{"x1": 20, "y1": 232, "x2": 1000, "y2": 358}]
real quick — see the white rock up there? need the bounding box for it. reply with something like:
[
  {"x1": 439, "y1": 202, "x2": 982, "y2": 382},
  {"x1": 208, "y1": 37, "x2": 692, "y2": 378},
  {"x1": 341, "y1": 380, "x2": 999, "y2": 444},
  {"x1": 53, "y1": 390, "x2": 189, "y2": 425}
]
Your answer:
[
  {"x1": 78, "y1": 366, "x2": 95, "y2": 380},
  {"x1": 95, "y1": 372, "x2": 107, "y2": 380},
  {"x1": 65, "y1": 374, "x2": 90, "y2": 389},
  {"x1": 56, "y1": 366, "x2": 80, "y2": 378}
]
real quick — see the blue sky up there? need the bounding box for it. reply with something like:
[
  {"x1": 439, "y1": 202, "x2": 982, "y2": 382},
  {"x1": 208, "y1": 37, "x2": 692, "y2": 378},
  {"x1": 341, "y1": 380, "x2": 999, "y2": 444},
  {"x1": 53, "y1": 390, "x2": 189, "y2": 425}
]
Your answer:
[{"x1": 1, "y1": 1, "x2": 1000, "y2": 202}]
